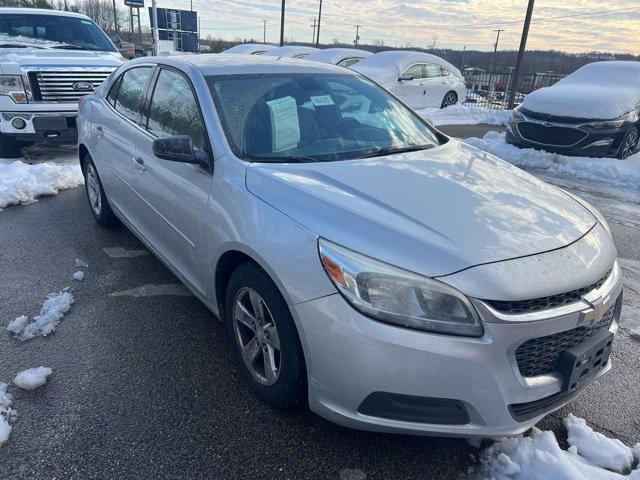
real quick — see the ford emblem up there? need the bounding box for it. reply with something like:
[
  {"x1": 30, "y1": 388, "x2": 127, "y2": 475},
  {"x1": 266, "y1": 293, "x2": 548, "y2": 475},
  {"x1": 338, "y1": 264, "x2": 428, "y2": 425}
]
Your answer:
[{"x1": 72, "y1": 81, "x2": 95, "y2": 92}]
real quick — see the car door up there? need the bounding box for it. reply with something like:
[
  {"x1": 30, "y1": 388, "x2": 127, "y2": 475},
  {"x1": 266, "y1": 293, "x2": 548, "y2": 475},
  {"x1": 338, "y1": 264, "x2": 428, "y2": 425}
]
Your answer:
[
  {"x1": 421, "y1": 64, "x2": 452, "y2": 108},
  {"x1": 128, "y1": 67, "x2": 213, "y2": 295},
  {"x1": 393, "y1": 64, "x2": 426, "y2": 109},
  {"x1": 92, "y1": 66, "x2": 154, "y2": 217}
]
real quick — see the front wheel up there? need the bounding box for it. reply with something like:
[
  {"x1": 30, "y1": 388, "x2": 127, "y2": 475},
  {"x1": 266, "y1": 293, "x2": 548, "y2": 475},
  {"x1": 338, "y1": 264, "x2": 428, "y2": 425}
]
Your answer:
[
  {"x1": 83, "y1": 156, "x2": 119, "y2": 227},
  {"x1": 225, "y1": 262, "x2": 307, "y2": 409},
  {"x1": 441, "y1": 91, "x2": 458, "y2": 109},
  {"x1": 617, "y1": 126, "x2": 639, "y2": 159},
  {"x1": 0, "y1": 134, "x2": 22, "y2": 159}
]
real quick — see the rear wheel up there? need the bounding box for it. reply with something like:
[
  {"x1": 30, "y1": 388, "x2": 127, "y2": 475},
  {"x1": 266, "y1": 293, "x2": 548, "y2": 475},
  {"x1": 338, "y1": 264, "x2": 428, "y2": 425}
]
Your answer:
[
  {"x1": 83, "y1": 156, "x2": 118, "y2": 227},
  {"x1": 617, "y1": 126, "x2": 639, "y2": 159},
  {"x1": 0, "y1": 134, "x2": 22, "y2": 159},
  {"x1": 441, "y1": 91, "x2": 458, "y2": 109},
  {"x1": 224, "y1": 262, "x2": 307, "y2": 409}
]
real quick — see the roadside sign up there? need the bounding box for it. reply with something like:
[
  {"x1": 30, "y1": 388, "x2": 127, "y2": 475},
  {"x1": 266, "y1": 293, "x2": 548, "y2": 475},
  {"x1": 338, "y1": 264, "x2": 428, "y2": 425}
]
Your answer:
[{"x1": 125, "y1": 0, "x2": 144, "y2": 7}]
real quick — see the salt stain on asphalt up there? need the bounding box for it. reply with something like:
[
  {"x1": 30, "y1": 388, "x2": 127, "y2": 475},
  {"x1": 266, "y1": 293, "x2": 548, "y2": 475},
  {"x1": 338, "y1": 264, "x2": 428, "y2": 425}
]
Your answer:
[
  {"x1": 103, "y1": 247, "x2": 149, "y2": 258},
  {"x1": 108, "y1": 284, "x2": 193, "y2": 298}
]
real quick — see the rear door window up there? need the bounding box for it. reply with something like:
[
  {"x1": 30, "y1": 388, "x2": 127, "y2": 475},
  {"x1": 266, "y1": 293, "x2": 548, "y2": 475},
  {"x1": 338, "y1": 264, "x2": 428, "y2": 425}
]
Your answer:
[{"x1": 113, "y1": 66, "x2": 153, "y2": 125}]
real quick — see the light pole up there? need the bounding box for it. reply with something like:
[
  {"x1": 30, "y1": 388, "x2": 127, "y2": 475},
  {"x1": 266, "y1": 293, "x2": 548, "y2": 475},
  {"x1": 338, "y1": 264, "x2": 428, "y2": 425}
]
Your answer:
[
  {"x1": 262, "y1": 20, "x2": 267, "y2": 43},
  {"x1": 152, "y1": 0, "x2": 159, "y2": 55},
  {"x1": 354, "y1": 24, "x2": 361, "y2": 49},
  {"x1": 316, "y1": 0, "x2": 323, "y2": 46},
  {"x1": 507, "y1": 0, "x2": 535, "y2": 109},
  {"x1": 489, "y1": 29, "x2": 504, "y2": 74},
  {"x1": 279, "y1": 0, "x2": 285, "y2": 46}
]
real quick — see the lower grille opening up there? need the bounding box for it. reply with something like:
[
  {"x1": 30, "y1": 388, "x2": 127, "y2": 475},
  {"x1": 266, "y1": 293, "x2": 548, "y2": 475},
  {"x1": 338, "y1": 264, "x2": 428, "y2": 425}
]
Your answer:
[{"x1": 358, "y1": 392, "x2": 470, "y2": 425}]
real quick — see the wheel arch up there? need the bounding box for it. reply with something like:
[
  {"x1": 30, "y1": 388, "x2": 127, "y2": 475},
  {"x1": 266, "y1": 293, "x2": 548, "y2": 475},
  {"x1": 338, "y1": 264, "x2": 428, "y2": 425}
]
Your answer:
[{"x1": 78, "y1": 143, "x2": 90, "y2": 173}]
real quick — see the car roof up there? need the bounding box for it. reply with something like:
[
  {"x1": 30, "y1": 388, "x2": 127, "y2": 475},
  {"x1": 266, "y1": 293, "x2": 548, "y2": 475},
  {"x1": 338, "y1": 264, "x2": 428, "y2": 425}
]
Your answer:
[
  {"x1": 0, "y1": 7, "x2": 91, "y2": 20},
  {"x1": 128, "y1": 53, "x2": 355, "y2": 76}
]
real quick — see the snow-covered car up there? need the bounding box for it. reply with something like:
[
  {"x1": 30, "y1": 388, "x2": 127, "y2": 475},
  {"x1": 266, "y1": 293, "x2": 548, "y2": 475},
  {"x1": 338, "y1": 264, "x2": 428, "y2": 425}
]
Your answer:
[
  {"x1": 352, "y1": 50, "x2": 467, "y2": 109},
  {"x1": 222, "y1": 43, "x2": 277, "y2": 55},
  {"x1": 304, "y1": 48, "x2": 373, "y2": 68},
  {"x1": 78, "y1": 54, "x2": 621, "y2": 438},
  {"x1": 507, "y1": 61, "x2": 640, "y2": 159},
  {"x1": 263, "y1": 45, "x2": 319, "y2": 59},
  {"x1": 0, "y1": 8, "x2": 123, "y2": 157}
]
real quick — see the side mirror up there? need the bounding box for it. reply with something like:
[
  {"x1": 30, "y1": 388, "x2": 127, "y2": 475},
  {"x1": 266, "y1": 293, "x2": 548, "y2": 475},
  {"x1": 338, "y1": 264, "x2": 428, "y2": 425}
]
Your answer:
[
  {"x1": 152, "y1": 135, "x2": 209, "y2": 168},
  {"x1": 398, "y1": 74, "x2": 414, "y2": 82}
]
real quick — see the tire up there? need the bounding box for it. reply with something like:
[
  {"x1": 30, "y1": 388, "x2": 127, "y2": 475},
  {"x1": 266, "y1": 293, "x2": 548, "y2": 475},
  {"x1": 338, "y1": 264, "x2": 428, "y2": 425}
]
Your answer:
[
  {"x1": 0, "y1": 134, "x2": 22, "y2": 159},
  {"x1": 224, "y1": 262, "x2": 307, "y2": 409},
  {"x1": 441, "y1": 91, "x2": 458, "y2": 109},
  {"x1": 617, "y1": 126, "x2": 639, "y2": 159},
  {"x1": 83, "y1": 155, "x2": 119, "y2": 227}
]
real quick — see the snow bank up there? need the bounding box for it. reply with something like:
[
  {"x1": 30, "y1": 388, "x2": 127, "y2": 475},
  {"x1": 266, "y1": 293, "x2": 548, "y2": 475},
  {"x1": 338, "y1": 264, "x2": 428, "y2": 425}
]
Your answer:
[
  {"x1": 0, "y1": 383, "x2": 14, "y2": 447},
  {"x1": 7, "y1": 290, "x2": 74, "y2": 341},
  {"x1": 417, "y1": 105, "x2": 512, "y2": 126},
  {"x1": 352, "y1": 50, "x2": 462, "y2": 89},
  {"x1": 264, "y1": 45, "x2": 320, "y2": 58},
  {"x1": 13, "y1": 367, "x2": 53, "y2": 391},
  {"x1": 0, "y1": 160, "x2": 84, "y2": 211},
  {"x1": 222, "y1": 43, "x2": 277, "y2": 55},
  {"x1": 522, "y1": 61, "x2": 640, "y2": 119},
  {"x1": 474, "y1": 417, "x2": 640, "y2": 479},
  {"x1": 305, "y1": 48, "x2": 373, "y2": 65},
  {"x1": 465, "y1": 131, "x2": 640, "y2": 189}
]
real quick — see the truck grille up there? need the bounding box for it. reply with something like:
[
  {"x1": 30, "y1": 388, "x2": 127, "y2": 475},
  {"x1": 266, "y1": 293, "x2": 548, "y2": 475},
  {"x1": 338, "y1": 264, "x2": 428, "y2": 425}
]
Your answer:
[
  {"x1": 514, "y1": 303, "x2": 616, "y2": 377},
  {"x1": 28, "y1": 70, "x2": 114, "y2": 103},
  {"x1": 517, "y1": 122, "x2": 588, "y2": 147}
]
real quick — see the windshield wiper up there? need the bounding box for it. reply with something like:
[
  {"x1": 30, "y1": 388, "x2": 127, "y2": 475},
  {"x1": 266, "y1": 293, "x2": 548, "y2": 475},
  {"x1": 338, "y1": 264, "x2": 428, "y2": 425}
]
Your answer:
[
  {"x1": 353, "y1": 144, "x2": 435, "y2": 159},
  {"x1": 257, "y1": 155, "x2": 321, "y2": 163},
  {"x1": 0, "y1": 43, "x2": 41, "y2": 49},
  {"x1": 52, "y1": 45, "x2": 102, "y2": 51}
]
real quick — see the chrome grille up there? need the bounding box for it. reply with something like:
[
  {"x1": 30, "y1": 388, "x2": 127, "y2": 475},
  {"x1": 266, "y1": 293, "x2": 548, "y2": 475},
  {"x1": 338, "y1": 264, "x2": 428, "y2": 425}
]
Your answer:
[
  {"x1": 28, "y1": 70, "x2": 114, "y2": 102},
  {"x1": 515, "y1": 303, "x2": 616, "y2": 377}
]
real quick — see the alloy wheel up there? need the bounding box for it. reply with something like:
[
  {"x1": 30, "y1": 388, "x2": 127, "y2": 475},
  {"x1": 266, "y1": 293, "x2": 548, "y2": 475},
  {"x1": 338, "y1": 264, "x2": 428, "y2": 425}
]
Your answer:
[
  {"x1": 86, "y1": 164, "x2": 102, "y2": 215},
  {"x1": 621, "y1": 129, "x2": 639, "y2": 159},
  {"x1": 233, "y1": 287, "x2": 281, "y2": 386},
  {"x1": 443, "y1": 92, "x2": 457, "y2": 108}
]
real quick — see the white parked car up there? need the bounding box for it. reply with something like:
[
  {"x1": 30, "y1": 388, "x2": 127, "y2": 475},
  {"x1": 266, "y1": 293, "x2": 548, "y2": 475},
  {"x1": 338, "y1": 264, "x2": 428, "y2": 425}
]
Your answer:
[
  {"x1": 353, "y1": 50, "x2": 467, "y2": 109},
  {"x1": 263, "y1": 45, "x2": 320, "y2": 59},
  {"x1": 222, "y1": 43, "x2": 277, "y2": 55},
  {"x1": 0, "y1": 8, "x2": 123, "y2": 157},
  {"x1": 305, "y1": 48, "x2": 373, "y2": 68}
]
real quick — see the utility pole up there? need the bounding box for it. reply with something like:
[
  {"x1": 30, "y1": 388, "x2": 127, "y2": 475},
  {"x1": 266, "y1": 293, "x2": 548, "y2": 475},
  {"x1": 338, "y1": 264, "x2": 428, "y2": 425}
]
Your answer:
[
  {"x1": 315, "y1": 0, "x2": 323, "y2": 46},
  {"x1": 460, "y1": 45, "x2": 466, "y2": 70},
  {"x1": 112, "y1": 0, "x2": 118, "y2": 33},
  {"x1": 262, "y1": 20, "x2": 267, "y2": 43},
  {"x1": 151, "y1": 0, "x2": 159, "y2": 55},
  {"x1": 489, "y1": 29, "x2": 504, "y2": 74},
  {"x1": 279, "y1": 0, "x2": 285, "y2": 46},
  {"x1": 311, "y1": 17, "x2": 316, "y2": 44},
  {"x1": 190, "y1": 0, "x2": 192, "y2": 11},
  {"x1": 354, "y1": 24, "x2": 361, "y2": 49},
  {"x1": 508, "y1": 0, "x2": 535, "y2": 109}
]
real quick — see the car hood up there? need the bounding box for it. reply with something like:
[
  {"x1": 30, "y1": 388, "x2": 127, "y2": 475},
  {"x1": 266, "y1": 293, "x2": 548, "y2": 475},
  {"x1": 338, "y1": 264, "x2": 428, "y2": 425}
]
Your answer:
[
  {"x1": 246, "y1": 140, "x2": 597, "y2": 277},
  {"x1": 522, "y1": 83, "x2": 640, "y2": 120},
  {"x1": 0, "y1": 48, "x2": 123, "y2": 73}
]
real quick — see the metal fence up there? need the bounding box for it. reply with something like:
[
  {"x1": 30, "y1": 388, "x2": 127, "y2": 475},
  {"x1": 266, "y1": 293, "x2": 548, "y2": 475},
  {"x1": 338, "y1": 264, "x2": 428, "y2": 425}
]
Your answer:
[{"x1": 462, "y1": 72, "x2": 565, "y2": 110}]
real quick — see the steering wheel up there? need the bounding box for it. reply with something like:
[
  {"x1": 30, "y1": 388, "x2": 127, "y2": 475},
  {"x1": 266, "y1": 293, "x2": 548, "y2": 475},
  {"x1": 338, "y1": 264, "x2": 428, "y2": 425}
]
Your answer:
[{"x1": 330, "y1": 117, "x2": 364, "y2": 138}]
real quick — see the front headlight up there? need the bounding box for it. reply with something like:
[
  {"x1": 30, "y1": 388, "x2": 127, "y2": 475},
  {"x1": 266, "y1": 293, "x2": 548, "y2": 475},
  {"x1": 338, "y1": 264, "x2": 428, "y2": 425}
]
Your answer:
[
  {"x1": 0, "y1": 75, "x2": 27, "y2": 103},
  {"x1": 318, "y1": 239, "x2": 483, "y2": 337},
  {"x1": 588, "y1": 111, "x2": 638, "y2": 129},
  {"x1": 510, "y1": 108, "x2": 526, "y2": 123}
]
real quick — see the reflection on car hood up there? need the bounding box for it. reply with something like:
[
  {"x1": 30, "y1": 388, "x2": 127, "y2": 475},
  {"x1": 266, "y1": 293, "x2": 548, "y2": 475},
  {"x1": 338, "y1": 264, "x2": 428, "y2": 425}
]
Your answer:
[
  {"x1": 246, "y1": 140, "x2": 596, "y2": 277},
  {"x1": 0, "y1": 49, "x2": 123, "y2": 68}
]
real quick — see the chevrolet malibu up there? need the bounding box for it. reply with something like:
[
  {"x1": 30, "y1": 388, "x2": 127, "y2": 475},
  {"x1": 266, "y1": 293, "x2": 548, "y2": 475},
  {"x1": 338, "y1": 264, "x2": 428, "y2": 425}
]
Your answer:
[{"x1": 77, "y1": 55, "x2": 622, "y2": 437}]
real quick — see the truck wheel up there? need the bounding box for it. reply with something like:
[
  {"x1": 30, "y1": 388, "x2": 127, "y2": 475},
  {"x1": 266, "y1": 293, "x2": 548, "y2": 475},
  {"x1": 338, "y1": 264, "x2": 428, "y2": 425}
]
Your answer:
[{"x1": 0, "y1": 134, "x2": 22, "y2": 159}]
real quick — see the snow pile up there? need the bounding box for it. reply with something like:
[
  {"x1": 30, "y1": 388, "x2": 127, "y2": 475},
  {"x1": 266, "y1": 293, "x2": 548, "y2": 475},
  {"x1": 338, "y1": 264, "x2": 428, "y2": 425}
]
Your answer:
[
  {"x1": 263, "y1": 45, "x2": 320, "y2": 58},
  {"x1": 473, "y1": 415, "x2": 640, "y2": 480},
  {"x1": 305, "y1": 48, "x2": 373, "y2": 66},
  {"x1": 13, "y1": 367, "x2": 53, "y2": 391},
  {"x1": 522, "y1": 61, "x2": 640, "y2": 119},
  {"x1": 73, "y1": 271, "x2": 85, "y2": 282},
  {"x1": 7, "y1": 290, "x2": 74, "y2": 340},
  {"x1": 417, "y1": 105, "x2": 512, "y2": 126},
  {"x1": 222, "y1": 43, "x2": 277, "y2": 55},
  {"x1": 465, "y1": 131, "x2": 640, "y2": 189},
  {"x1": 0, "y1": 160, "x2": 84, "y2": 211},
  {"x1": 352, "y1": 50, "x2": 462, "y2": 89},
  {"x1": 0, "y1": 383, "x2": 15, "y2": 447}
]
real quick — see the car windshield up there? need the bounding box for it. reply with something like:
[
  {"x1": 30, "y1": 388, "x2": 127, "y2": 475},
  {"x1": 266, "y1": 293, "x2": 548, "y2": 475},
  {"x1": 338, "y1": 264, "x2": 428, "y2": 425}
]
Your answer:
[
  {"x1": 206, "y1": 73, "x2": 443, "y2": 162},
  {"x1": 0, "y1": 14, "x2": 117, "y2": 52}
]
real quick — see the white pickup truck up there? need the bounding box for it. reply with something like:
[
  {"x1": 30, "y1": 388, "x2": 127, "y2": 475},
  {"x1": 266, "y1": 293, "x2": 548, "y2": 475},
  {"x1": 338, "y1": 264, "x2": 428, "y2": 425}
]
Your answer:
[{"x1": 0, "y1": 8, "x2": 123, "y2": 157}]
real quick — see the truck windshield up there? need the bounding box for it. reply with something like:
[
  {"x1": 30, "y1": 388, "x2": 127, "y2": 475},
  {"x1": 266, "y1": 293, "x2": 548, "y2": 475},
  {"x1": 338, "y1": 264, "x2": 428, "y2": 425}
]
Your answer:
[
  {"x1": 0, "y1": 14, "x2": 117, "y2": 52},
  {"x1": 207, "y1": 73, "x2": 442, "y2": 163}
]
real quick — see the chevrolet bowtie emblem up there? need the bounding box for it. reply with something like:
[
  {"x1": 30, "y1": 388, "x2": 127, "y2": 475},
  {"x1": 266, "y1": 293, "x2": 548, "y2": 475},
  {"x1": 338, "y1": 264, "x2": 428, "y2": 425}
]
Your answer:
[{"x1": 578, "y1": 295, "x2": 609, "y2": 327}]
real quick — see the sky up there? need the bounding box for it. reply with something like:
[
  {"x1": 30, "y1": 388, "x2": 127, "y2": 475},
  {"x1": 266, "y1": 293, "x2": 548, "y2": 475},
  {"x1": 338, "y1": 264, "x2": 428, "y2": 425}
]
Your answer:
[{"x1": 142, "y1": 0, "x2": 639, "y2": 54}]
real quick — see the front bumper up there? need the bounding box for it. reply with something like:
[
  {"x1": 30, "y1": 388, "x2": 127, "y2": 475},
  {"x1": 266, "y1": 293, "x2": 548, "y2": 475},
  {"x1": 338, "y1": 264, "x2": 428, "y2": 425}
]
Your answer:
[
  {"x1": 0, "y1": 111, "x2": 78, "y2": 143},
  {"x1": 293, "y1": 268, "x2": 623, "y2": 437}
]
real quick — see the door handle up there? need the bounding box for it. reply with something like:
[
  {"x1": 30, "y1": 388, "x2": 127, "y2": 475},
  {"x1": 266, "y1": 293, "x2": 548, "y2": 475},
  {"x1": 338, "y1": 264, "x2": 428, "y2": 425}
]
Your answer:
[
  {"x1": 95, "y1": 125, "x2": 103, "y2": 138},
  {"x1": 132, "y1": 157, "x2": 146, "y2": 172}
]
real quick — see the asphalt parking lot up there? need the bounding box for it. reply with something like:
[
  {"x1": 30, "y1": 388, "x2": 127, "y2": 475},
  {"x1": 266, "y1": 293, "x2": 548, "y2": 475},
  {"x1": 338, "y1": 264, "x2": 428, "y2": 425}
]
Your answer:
[{"x1": 1, "y1": 127, "x2": 639, "y2": 479}]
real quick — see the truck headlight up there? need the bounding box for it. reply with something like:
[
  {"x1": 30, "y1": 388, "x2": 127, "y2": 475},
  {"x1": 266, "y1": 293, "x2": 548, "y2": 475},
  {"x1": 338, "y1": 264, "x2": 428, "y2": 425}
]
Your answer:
[
  {"x1": 0, "y1": 75, "x2": 27, "y2": 103},
  {"x1": 318, "y1": 239, "x2": 483, "y2": 337}
]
